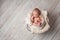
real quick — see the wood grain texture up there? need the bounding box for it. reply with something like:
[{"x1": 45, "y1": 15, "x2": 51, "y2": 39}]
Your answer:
[{"x1": 0, "y1": 0, "x2": 60, "y2": 40}]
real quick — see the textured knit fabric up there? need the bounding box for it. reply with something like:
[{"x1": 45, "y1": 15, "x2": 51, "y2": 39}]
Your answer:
[{"x1": 25, "y1": 10, "x2": 50, "y2": 34}]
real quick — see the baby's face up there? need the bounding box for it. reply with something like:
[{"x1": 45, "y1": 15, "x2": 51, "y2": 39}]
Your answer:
[{"x1": 32, "y1": 11, "x2": 39, "y2": 17}]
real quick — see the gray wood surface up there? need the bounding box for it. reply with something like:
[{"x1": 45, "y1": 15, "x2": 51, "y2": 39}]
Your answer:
[{"x1": 0, "y1": 0, "x2": 60, "y2": 40}]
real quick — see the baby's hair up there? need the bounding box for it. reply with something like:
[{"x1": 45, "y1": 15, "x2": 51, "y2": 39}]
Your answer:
[{"x1": 32, "y1": 8, "x2": 41, "y2": 15}]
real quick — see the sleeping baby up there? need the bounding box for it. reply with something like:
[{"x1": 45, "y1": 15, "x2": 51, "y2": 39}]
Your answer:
[{"x1": 30, "y1": 8, "x2": 43, "y2": 27}]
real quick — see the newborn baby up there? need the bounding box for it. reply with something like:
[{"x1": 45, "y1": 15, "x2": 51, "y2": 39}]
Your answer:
[{"x1": 31, "y1": 8, "x2": 43, "y2": 26}]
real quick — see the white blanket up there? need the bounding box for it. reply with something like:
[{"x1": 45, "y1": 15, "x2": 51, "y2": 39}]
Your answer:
[{"x1": 25, "y1": 10, "x2": 50, "y2": 34}]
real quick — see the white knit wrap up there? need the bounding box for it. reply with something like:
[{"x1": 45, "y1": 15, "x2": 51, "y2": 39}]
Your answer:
[{"x1": 25, "y1": 10, "x2": 50, "y2": 34}]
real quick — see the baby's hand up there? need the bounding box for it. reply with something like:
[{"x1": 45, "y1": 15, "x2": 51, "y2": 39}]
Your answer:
[{"x1": 31, "y1": 16, "x2": 34, "y2": 23}]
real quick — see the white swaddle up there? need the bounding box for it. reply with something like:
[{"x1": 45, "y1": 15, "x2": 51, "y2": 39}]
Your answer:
[{"x1": 25, "y1": 10, "x2": 50, "y2": 34}]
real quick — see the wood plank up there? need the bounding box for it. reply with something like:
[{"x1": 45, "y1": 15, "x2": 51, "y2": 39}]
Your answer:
[
  {"x1": 0, "y1": 0, "x2": 24, "y2": 28},
  {"x1": 41, "y1": 2, "x2": 60, "y2": 40},
  {"x1": 52, "y1": 25, "x2": 60, "y2": 40},
  {"x1": 0, "y1": 0, "x2": 60, "y2": 40},
  {"x1": 0, "y1": 0, "x2": 35, "y2": 40}
]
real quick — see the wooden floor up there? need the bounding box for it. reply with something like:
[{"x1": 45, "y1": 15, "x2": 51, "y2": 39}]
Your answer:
[{"x1": 0, "y1": 0, "x2": 60, "y2": 40}]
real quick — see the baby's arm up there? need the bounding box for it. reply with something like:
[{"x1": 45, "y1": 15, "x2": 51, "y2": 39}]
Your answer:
[{"x1": 30, "y1": 16, "x2": 34, "y2": 23}]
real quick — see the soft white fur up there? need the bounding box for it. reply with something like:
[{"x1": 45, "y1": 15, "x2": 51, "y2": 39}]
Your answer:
[{"x1": 25, "y1": 10, "x2": 50, "y2": 34}]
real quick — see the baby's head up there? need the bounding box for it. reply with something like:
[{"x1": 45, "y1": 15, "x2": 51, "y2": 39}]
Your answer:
[{"x1": 32, "y1": 8, "x2": 41, "y2": 17}]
